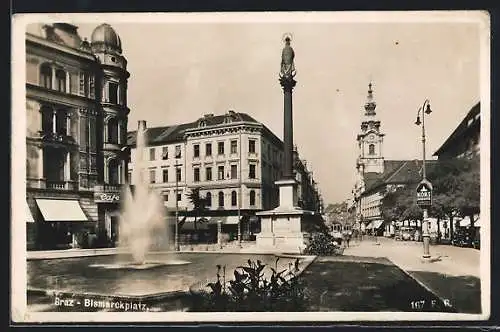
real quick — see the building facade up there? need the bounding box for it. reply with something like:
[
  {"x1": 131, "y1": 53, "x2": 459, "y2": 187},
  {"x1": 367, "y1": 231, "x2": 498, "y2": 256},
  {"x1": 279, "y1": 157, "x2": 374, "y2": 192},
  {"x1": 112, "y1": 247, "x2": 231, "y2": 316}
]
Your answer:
[
  {"x1": 433, "y1": 102, "x2": 480, "y2": 160},
  {"x1": 25, "y1": 23, "x2": 130, "y2": 249},
  {"x1": 127, "y1": 111, "x2": 323, "y2": 236}
]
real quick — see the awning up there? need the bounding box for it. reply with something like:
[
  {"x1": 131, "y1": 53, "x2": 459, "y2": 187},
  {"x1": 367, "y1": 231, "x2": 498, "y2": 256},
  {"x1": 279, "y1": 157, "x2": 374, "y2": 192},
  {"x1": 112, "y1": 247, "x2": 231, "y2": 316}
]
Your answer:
[
  {"x1": 459, "y1": 216, "x2": 481, "y2": 227},
  {"x1": 365, "y1": 221, "x2": 374, "y2": 230},
  {"x1": 474, "y1": 218, "x2": 481, "y2": 227},
  {"x1": 36, "y1": 199, "x2": 89, "y2": 222},
  {"x1": 373, "y1": 220, "x2": 384, "y2": 229},
  {"x1": 26, "y1": 201, "x2": 35, "y2": 223}
]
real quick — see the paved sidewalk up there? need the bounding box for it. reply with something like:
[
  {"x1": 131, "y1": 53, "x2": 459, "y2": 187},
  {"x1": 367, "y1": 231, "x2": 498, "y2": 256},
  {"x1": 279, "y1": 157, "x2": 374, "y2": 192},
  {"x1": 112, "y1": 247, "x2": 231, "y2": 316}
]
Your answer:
[{"x1": 344, "y1": 237, "x2": 482, "y2": 313}]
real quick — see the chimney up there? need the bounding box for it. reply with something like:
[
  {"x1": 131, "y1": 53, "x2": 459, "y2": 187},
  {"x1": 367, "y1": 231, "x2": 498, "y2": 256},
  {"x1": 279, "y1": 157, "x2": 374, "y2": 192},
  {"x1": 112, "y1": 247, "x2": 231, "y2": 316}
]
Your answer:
[{"x1": 138, "y1": 120, "x2": 147, "y2": 132}]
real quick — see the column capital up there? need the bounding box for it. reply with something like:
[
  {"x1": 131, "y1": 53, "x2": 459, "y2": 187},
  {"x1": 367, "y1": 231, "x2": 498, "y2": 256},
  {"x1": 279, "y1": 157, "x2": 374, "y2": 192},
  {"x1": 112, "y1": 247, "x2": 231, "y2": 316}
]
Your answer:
[{"x1": 279, "y1": 76, "x2": 297, "y2": 91}]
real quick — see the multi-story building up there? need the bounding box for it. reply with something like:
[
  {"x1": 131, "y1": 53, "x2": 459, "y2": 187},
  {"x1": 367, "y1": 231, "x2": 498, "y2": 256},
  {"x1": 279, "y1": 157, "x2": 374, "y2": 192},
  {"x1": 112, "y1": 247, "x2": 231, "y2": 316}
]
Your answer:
[
  {"x1": 433, "y1": 102, "x2": 480, "y2": 160},
  {"x1": 25, "y1": 23, "x2": 130, "y2": 249},
  {"x1": 127, "y1": 110, "x2": 323, "y2": 236},
  {"x1": 352, "y1": 83, "x2": 432, "y2": 236}
]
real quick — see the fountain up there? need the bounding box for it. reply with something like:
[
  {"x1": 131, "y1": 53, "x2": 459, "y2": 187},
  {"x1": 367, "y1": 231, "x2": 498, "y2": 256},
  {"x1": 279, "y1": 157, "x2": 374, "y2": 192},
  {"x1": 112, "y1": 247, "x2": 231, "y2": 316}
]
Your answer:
[{"x1": 90, "y1": 120, "x2": 190, "y2": 270}]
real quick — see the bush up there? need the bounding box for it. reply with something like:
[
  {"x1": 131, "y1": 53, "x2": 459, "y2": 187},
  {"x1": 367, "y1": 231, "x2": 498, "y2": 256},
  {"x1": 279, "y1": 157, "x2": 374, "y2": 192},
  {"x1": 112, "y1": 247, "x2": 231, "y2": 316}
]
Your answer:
[
  {"x1": 303, "y1": 232, "x2": 343, "y2": 256},
  {"x1": 190, "y1": 258, "x2": 307, "y2": 311}
]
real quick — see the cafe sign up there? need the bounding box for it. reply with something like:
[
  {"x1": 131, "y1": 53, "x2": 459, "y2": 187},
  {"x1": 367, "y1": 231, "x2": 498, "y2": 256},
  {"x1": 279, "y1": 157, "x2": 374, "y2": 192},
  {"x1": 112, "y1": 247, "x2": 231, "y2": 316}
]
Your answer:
[{"x1": 94, "y1": 192, "x2": 121, "y2": 203}]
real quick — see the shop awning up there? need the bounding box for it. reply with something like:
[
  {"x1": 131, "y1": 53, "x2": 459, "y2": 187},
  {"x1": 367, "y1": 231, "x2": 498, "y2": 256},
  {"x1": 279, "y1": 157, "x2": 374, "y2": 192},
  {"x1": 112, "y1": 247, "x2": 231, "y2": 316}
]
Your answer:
[
  {"x1": 35, "y1": 199, "x2": 88, "y2": 222},
  {"x1": 373, "y1": 220, "x2": 384, "y2": 229},
  {"x1": 26, "y1": 201, "x2": 35, "y2": 223},
  {"x1": 459, "y1": 216, "x2": 481, "y2": 227},
  {"x1": 365, "y1": 221, "x2": 374, "y2": 230}
]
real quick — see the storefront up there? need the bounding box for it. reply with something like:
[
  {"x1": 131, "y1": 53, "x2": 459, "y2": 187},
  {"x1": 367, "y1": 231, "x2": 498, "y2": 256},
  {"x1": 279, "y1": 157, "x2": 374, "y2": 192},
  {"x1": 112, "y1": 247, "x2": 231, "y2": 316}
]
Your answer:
[
  {"x1": 32, "y1": 198, "x2": 92, "y2": 249},
  {"x1": 94, "y1": 188, "x2": 122, "y2": 246}
]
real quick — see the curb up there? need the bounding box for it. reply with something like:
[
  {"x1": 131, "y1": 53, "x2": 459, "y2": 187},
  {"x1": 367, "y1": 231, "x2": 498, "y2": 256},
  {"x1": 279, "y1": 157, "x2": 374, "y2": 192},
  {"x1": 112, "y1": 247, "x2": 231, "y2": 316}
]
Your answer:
[{"x1": 388, "y1": 258, "x2": 457, "y2": 313}]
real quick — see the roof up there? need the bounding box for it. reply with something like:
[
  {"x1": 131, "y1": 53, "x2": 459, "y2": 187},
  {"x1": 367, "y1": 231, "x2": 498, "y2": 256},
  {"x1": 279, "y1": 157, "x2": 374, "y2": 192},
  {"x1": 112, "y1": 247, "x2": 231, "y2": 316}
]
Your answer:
[
  {"x1": 363, "y1": 159, "x2": 438, "y2": 193},
  {"x1": 433, "y1": 102, "x2": 480, "y2": 157},
  {"x1": 127, "y1": 111, "x2": 282, "y2": 147}
]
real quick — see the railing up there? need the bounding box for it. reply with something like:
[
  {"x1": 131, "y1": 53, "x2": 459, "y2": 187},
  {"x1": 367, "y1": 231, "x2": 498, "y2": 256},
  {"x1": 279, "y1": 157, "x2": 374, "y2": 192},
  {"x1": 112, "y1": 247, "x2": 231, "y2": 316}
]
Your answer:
[
  {"x1": 94, "y1": 184, "x2": 123, "y2": 192},
  {"x1": 45, "y1": 180, "x2": 77, "y2": 190}
]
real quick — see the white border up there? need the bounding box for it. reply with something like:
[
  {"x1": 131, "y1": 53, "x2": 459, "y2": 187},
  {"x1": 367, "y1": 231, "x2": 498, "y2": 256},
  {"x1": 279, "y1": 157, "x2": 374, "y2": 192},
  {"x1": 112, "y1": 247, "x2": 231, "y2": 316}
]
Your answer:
[{"x1": 11, "y1": 11, "x2": 491, "y2": 323}]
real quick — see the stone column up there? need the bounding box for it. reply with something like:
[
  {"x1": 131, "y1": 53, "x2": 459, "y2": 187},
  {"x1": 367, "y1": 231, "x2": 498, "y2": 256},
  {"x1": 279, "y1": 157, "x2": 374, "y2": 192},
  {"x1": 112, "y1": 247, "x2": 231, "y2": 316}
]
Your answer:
[
  {"x1": 38, "y1": 147, "x2": 44, "y2": 179},
  {"x1": 52, "y1": 109, "x2": 57, "y2": 134},
  {"x1": 66, "y1": 112, "x2": 71, "y2": 136},
  {"x1": 281, "y1": 77, "x2": 296, "y2": 180},
  {"x1": 117, "y1": 120, "x2": 121, "y2": 144},
  {"x1": 65, "y1": 151, "x2": 71, "y2": 181},
  {"x1": 66, "y1": 71, "x2": 70, "y2": 93},
  {"x1": 51, "y1": 67, "x2": 56, "y2": 89}
]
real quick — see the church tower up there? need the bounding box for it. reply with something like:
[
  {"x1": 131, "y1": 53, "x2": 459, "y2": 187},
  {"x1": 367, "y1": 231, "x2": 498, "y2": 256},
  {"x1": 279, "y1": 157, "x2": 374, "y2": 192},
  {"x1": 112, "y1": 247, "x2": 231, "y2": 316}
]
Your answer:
[{"x1": 356, "y1": 82, "x2": 385, "y2": 175}]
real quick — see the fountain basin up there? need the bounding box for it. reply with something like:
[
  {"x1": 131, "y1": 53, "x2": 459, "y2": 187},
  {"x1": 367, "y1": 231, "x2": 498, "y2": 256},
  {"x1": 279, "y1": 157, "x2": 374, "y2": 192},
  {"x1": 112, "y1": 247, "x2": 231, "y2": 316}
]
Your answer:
[{"x1": 89, "y1": 260, "x2": 191, "y2": 270}]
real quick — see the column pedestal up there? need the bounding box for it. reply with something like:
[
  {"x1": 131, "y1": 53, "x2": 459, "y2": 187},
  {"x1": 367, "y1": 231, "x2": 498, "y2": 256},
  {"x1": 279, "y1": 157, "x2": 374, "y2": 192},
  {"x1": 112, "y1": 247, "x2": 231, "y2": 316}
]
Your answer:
[{"x1": 256, "y1": 179, "x2": 312, "y2": 254}]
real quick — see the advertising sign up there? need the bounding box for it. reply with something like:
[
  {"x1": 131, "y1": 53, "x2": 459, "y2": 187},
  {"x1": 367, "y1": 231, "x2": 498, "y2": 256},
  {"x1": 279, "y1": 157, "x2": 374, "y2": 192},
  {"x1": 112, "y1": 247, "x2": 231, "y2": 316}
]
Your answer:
[{"x1": 416, "y1": 179, "x2": 433, "y2": 207}]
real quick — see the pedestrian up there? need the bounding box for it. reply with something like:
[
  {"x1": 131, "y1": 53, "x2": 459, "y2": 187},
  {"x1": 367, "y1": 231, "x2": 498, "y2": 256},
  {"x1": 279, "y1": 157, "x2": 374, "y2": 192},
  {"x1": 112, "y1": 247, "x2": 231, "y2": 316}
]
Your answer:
[{"x1": 346, "y1": 233, "x2": 351, "y2": 248}]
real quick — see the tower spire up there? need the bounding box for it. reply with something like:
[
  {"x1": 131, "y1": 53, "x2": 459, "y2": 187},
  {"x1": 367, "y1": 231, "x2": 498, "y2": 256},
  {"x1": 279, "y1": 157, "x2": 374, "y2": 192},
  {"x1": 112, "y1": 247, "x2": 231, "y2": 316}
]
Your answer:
[{"x1": 364, "y1": 81, "x2": 376, "y2": 116}]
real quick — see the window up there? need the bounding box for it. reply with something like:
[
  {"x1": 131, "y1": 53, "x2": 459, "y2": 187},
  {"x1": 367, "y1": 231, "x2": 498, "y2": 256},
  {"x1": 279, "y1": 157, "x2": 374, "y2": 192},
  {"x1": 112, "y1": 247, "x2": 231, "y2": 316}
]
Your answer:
[
  {"x1": 249, "y1": 164, "x2": 256, "y2": 179},
  {"x1": 231, "y1": 191, "x2": 237, "y2": 206},
  {"x1": 108, "y1": 159, "x2": 120, "y2": 185},
  {"x1": 231, "y1": 164, "x2": 238, "y2": 179},
  {"x1": 249, "y1": 139, "x2": 256, "y2": 153},
  {"x1": 164, "y1": 193, "x2": 169, "y2": 201},
  {"x1": 194, "y1": 167, "x2": 200, "y2": 182},
  {"x1": 55, "y1": 69, "x2": 66, "y2": 92},
  {"x1": 206, "y1": 143, "x2": 212, "y2": 156},
  {"x1": 40, "y1": 63, "x2": 52, "y2": 89},
  {"x1": 128, "y1": 172, "x2": 132, "y2": 183},
  {"x1": 206, "y1": 192, "x2": 212, "y2": 207},
  {"x1": 177, "y1": 192, "x2": 182, "y2": 202},
  {"x1": 218, "y1": 142, "x2": 224, "y2": 155},
  {"x1": 218, "y1": 166, "x2": 225, "y2": 180},
  {"x1": 368, "y1": 144, "x2": 375, "y2": 155},
  {"x1": 149, "y1": 169, "x2": 156, "y2": 183},
  {"x1": 41, "y1": 106, "x2": 53, "y2": 133},
  {"x1": 162, "y1": 169, "x2": 168, "y2": 182},
  {"x1": 230, "y1": 140, "x2": 238, "y2": 154},
  {"x1": 206, "y1": 167, "x2": 212, "y2": 181},
  {"x1": 193, "y1": 144, "x2": 200, "y2": 158},
  {"x1": 162, "y1": 146, "x2": 168, "y2": 159},
  {"x1": 218, "y1": 191, "x2": 224, "y2": 207},
  {"x1": 149, "y1": 147, "x2": 156, "y2": 161},
  {"x1": 108, "y1": 82, "x2": 118, "y2": 104},
  {"x1": 55, "y1": 110, "x2": 68, "y2": 136},
  {"x1": 176, "y1": 168, "x2": 181, "y2": 182},
  {"x1": 250, "y1": 190, "x2": 256, "y2": 206},
  {"x1": 107, "y1": 118, "x2": 118, "y2": 144},
  {"x1": 175, "y1": 145, "x2": 182, "y2": 158}
]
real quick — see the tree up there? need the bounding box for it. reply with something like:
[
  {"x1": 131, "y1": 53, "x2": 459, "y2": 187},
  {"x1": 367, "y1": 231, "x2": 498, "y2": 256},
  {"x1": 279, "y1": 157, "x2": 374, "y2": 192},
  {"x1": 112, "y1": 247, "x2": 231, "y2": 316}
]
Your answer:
[
  {"x1": 427, "y1": 155, "x2": 480, "y2": 241},
  {"x1": 186, "y1": 187, "x2": 209, "y2": 232}
]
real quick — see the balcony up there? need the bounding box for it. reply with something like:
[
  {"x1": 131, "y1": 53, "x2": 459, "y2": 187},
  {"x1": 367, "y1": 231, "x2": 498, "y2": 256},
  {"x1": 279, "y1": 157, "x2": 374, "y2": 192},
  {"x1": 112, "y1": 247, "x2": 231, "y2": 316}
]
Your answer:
[
  {"x1": 45, "y1": 180, "x2": 77, "y2": 190},
  {"x1": 39, "y1": 131, "x2": 76, "y2": 145},
  {"x1": 94, "y1": 184, "x2": 123, "y2": 192}
]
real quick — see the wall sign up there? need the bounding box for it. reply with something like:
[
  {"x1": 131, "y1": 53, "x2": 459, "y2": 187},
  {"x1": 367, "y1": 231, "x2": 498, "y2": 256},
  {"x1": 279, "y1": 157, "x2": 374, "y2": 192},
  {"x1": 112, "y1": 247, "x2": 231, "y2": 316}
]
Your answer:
[{"x1": 94, "y1": 192, "x2": 121, "y2": 203}]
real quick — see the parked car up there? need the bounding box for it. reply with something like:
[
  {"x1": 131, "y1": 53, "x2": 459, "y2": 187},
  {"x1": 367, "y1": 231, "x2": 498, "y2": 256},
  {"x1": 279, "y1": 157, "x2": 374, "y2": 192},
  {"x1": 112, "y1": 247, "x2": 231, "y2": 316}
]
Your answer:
[{"x1": 400, "y1": 227, "x2": 413, "y2": 241}]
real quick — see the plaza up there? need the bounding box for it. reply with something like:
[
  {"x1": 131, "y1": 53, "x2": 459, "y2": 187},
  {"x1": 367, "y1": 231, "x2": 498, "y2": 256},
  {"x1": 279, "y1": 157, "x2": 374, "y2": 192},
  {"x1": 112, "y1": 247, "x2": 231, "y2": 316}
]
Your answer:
[{"x1": 19, "y1": 16, "x2": 485, "y2": 318}]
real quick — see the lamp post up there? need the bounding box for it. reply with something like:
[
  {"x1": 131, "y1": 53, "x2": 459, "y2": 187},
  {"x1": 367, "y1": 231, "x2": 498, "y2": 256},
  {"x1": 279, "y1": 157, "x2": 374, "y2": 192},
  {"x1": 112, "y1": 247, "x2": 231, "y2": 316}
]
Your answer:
[
  {"x1": 174, "y1": 157, "x2": 180, "y2": 251},
  {"x1": 415, "y1": 99, "x2": 432, "y2": 259}
]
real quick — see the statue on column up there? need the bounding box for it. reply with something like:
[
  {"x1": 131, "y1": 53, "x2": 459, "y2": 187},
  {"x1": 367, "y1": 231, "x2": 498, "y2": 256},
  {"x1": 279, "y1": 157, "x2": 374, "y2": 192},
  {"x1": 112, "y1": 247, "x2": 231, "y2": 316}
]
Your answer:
[{"x1": 280, "y1": 34, "x2": 296, "y2": 79}]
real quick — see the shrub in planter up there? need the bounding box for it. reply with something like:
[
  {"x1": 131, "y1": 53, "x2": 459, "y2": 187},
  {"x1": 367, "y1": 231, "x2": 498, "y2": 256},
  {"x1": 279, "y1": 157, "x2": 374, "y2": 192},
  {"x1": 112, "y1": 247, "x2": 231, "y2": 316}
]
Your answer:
[
  {"x1": 303, "y1": 232, "x2": 343, "y2": 256},
  {"x1": 190, "y1": 258, "x2": 307, "y2": 312},
  {"x1": 75, "y1": 231, "x2": 90, "y2": 249}
]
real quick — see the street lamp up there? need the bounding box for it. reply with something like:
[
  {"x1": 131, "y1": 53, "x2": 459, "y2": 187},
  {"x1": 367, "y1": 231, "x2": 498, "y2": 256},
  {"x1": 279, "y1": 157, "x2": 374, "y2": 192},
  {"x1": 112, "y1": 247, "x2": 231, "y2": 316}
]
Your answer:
[
  {"x1": 174, "y1": 153, "x2": 181, "y2": 251},
  {"x1": 415, "y1": 99, "x2": 432, "y2": 259}
]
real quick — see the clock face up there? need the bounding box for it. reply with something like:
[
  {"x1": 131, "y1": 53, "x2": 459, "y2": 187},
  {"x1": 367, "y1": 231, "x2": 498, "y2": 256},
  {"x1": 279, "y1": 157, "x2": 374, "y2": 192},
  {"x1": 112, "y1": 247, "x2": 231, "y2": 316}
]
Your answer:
[{"x1": 369, "y1": 134, "x2": 375, "y2": 140}]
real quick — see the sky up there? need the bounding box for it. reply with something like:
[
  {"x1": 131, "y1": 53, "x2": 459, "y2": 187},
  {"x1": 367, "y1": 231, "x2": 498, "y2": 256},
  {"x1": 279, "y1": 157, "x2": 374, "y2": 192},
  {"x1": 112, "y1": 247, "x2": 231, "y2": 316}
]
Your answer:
[{"x1": 71, "y1": 13, "x2": 482, "y2": 205}]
